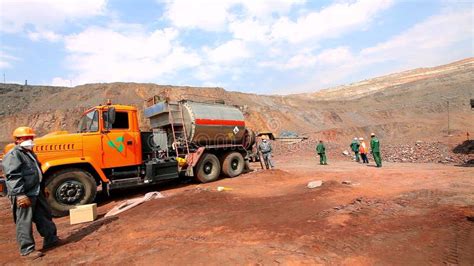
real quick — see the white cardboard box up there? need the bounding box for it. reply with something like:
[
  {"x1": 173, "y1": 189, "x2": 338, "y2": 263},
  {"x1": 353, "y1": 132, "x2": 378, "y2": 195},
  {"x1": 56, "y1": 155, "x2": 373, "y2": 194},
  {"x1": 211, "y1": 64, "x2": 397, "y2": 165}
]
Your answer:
[{"x1": 69, "y1": 203, "x2": 97, "y2": 225}]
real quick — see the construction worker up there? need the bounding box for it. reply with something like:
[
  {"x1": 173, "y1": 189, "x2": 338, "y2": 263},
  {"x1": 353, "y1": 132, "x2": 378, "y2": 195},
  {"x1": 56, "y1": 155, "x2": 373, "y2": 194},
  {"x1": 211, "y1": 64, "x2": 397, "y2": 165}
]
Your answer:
[
  {"x1": 316, "y1": 140, "x2": 327, "y2": 165},
  {"x1": 350, "y1": 137, "x2": 360, "y2": 162},
  {"x1": 258, "y1": 138, "x2": 274, "y2": 169},
  {"x1": 370, "y1": 133, "x2": 382, "y2": 167},
  {"x1": 2, "y1": 127, "x2": 60, "y2": 259},
  {"x1": 359, "y1": 137, "x2": 369, "y2": 164}
]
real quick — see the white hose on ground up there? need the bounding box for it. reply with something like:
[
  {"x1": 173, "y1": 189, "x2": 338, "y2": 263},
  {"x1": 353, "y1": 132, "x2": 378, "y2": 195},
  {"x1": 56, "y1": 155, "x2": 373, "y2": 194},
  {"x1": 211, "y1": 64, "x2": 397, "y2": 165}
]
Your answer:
[{"x1": 105, "y1": 191, "x2": 165, "y2": 217}]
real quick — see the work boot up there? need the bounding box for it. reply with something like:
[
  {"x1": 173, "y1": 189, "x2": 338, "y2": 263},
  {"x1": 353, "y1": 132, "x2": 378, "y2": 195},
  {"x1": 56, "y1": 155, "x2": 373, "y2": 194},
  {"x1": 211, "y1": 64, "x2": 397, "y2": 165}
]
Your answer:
[
  {"x1": 22, "y1": 250, "x2": 44, "y2": 260},
  {"x1": 42, "y1": 238, "x2": 65, "y2": 251}
]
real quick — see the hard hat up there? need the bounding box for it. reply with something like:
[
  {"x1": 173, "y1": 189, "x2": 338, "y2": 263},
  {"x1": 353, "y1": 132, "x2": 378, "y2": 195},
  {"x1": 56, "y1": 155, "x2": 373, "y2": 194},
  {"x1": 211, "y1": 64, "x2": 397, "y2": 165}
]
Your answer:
[
  {"x1": 359, "y1": 137, "x2": 364, "y2": 140},
  {"x1": 371, "y1": 133, "x2": 375, "y2": 136},
  {"x1": 354, "y1": 137, "x2": 357, "y2": 140},
  {"x1": 12, "y1": 127, "x2": 36, "y2": 140}
]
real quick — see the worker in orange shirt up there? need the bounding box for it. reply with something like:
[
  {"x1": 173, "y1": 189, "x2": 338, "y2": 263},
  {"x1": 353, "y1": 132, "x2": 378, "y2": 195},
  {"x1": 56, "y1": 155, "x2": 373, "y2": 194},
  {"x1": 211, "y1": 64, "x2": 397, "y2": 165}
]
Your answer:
[{"x1": 359, "y1": 137, "x2": 369, "y2": 164}]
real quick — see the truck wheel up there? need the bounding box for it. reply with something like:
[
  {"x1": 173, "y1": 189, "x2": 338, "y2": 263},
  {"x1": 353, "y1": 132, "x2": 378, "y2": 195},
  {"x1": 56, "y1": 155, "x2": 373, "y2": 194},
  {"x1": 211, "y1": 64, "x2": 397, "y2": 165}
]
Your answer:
[
  {"x1": 195, "y1": 153, "x2": 221, "y2": 183},
  {"x1": 221, "y1": 152, "x2": 244, "y2": 177},
  {"x1": 45, "y1": 168, "x2": 97, "y2": 217}
]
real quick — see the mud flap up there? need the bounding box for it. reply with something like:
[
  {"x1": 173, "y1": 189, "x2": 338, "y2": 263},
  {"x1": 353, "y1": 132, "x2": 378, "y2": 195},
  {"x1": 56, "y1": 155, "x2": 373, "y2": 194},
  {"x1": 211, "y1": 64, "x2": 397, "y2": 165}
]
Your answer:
[
  {"x1": 0, "y1": 178, "x2": 7, "y2": 197},
  {"x1": 185, "y1": 167, "x2": 194, "y2": 177}
]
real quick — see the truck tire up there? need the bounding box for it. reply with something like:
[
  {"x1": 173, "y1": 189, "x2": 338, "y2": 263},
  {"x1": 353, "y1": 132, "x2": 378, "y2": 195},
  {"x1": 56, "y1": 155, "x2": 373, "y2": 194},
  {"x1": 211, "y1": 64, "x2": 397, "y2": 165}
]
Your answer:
[
  {"x1": 45, "y1": 168, "x2": 97, "y2": 217},
  {"x1": 195, "y1": 153, "x2": 221, "y2": 183},
  {"x1": 221, "y1": 152, "x2": 244, "y2": 177}
]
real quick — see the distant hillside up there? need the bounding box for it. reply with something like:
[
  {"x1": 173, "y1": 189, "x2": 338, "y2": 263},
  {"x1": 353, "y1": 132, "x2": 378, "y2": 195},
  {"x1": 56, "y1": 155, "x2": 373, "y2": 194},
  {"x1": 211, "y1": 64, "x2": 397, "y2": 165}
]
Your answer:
[
  {"x1": 296, "y1": 58, "x2": 473, "y2": 100},
  {"x1": 1, "y1": 58, "x2": 473, "y2": 150}
]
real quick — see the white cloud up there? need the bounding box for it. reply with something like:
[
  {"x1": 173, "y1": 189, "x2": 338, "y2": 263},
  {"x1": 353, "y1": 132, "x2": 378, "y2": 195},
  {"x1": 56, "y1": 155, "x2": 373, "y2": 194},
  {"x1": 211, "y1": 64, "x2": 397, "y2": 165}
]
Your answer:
[
  {"x1": 163, "y1": 0, "x2": 304, "y2": 31},
  {"x1": 191, "y1": 39, "x2": 252, "y2": 84},
  {"x1": 360, "y1": 8, "x2": 474, "y2": 66},
  {"x1": 260, "y1": 46, "x2": 353, "y2": 70},
  {"x1": 229, "y1": 19, "x2": 270, "y2": 43},
  {"x1": 270, "y1": 0, "x2": 393, "y2": 43},
  {"x1": 0, "y1": 48, "x2": 18, "y2": 69},
  {"x1": 0, "y1": 0, "x2": 106, "y2": 33},
  {"x1": 205, "y1": 40, "x2": 251, "y2": 64},
  {"x1": 51, "y1": 77, "x2": 72, "y2": 87},
  {"x1": 163, "y1": 0, "x2": 234, "y2": 31},
  {"x1": 193, "y1": 64, "x2": 222, "y2": 82},
  {"x1": 287, "y1": 7, "x2": 474, "y2": 92},
  {"x1": 27, "y1": 30, "x2": 62, "y2": 42},
  {"x1": 317, "y1": 46, "x2": 353, "y2": 65},
  {"x1": 285, "y1": 46, "x2": 354, "y2": 69},
  {"x1": 61, "y1": 25, "x2": 201, "y2": 84},
  {"x1": 238, "y1": 0, "x2": 306, "y2": 18}
]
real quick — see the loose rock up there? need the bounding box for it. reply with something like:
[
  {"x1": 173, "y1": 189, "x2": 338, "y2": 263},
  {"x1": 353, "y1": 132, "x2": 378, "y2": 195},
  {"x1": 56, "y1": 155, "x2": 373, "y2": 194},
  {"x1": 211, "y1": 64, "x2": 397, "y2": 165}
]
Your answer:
[{"x1": 307, "y1": 180, "x2": 323, "y2": 189}]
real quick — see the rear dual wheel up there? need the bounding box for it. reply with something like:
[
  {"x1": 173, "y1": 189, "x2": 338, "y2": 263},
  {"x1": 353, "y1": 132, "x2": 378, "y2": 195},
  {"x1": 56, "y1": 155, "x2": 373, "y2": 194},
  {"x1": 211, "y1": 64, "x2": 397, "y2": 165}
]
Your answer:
[
  {"x1": 221, "y1": 152, "x2": 244, "y2": 178},
  {"x1": 195, "y1": 153, "x2": 221, "y2": 183},
  {"x1": 195, "y1": 152, "x2": 245, "y2": 183}
]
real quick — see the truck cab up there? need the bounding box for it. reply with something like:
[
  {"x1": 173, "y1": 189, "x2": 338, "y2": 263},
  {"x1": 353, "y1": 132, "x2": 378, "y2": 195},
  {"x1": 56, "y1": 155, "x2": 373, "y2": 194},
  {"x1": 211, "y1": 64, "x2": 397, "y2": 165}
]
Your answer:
[{"x1": 78, "y1": 104, "x2": 142, "y2": 170}]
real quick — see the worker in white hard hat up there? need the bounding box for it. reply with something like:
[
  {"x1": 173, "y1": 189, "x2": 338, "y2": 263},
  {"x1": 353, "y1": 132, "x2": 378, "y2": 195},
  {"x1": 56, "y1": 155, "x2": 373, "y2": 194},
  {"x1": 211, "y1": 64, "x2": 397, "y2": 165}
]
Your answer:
[
  {"x1": 258, "y1": 138, "x2": 274, "y2": 169},
  {"x1": 350, "y1": 137, "x2": 360, "y2": 162},
  {"x1": 359, "y1": 137, "x2": 369, "y2": 164}
]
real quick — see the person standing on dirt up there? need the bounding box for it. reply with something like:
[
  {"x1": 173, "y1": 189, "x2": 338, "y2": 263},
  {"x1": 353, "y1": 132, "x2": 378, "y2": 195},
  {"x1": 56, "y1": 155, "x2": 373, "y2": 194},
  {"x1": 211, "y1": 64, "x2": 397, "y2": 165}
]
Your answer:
[
  {"x1": 359, "y1": 137, "x2": 369, "y2": 164},
  {"x1": 316, "y1": 140, "x2": 327, "y2": 165},
  {"x1": 350, "y1": 137, "x2": 360, "y2": 162},
  {"x1": 258, "y1": 138, "x2": 274, "y2": 169},
  {"x1": 370, "y1": 133, "x2": 382, "y2": 167},
  {"x1": 2, "y1": 127, "x2": 60, "y2": 260}
]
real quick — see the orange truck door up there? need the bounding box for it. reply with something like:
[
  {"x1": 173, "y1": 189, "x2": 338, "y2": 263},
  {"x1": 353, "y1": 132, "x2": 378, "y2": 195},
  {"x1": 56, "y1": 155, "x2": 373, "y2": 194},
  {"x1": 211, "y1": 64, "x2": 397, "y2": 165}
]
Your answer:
[{"x1": 102, "y1": 110, "x2": 141, "y2": 168}]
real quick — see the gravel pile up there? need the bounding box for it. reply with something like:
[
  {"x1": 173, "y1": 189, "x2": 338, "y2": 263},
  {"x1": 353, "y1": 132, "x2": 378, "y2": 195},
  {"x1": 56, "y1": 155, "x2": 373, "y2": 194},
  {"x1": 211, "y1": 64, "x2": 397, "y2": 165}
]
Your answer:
[{"x1": 383, "y1": 141, "x2": 472, "y2": 164}]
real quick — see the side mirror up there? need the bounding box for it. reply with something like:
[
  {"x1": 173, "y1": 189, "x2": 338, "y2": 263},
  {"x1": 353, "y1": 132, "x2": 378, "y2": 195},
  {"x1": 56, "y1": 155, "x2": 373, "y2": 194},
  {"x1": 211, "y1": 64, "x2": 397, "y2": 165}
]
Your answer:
[
  {"x1": 106, "y1": 107, "x2": 116, "y2": 130},
  {"x1": 108, "y1": 107, "x2": 116, "y2": 124}
]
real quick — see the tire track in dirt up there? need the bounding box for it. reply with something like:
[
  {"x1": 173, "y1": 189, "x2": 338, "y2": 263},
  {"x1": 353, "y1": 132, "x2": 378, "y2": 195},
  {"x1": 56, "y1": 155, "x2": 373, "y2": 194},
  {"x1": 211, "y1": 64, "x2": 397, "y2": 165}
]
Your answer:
[{"x1": 440, "y1": 219, "x2": 474, "y2": 265}]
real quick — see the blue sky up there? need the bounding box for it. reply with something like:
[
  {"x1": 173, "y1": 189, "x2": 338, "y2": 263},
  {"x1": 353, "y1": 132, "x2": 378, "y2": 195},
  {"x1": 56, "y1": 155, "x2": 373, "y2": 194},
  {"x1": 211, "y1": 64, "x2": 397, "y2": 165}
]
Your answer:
[{"x1": 0, "y1": 0, "x2": 472, "y2": 94}]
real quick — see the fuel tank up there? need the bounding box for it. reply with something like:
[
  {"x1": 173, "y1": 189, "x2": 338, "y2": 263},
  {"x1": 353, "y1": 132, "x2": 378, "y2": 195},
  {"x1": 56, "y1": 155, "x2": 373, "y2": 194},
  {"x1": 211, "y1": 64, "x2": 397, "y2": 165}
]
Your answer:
[{"x1": 144, "y1": 100, "x2": 255, "y2": 148}]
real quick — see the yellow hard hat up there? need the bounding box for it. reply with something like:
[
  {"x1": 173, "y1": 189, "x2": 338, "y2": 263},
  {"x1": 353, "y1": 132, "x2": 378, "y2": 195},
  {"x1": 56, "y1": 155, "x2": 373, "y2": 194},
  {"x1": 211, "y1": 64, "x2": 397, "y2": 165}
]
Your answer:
[{"x1": 12, "y1": 127, "x2": 36, "y2": 140}]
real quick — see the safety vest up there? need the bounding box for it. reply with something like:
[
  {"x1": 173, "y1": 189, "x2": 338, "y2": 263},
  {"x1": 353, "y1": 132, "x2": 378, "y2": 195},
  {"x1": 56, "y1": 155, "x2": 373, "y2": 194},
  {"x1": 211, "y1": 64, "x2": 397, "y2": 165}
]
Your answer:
[{"x1": 359, "y1": 142, "x2": 367, "y2": 153}]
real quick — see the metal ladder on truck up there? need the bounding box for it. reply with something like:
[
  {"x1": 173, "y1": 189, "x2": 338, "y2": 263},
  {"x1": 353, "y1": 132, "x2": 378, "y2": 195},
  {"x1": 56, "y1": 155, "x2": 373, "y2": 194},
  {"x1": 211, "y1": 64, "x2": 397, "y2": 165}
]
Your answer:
[{"x1": 168, "y1": 101, "x2": 191, "y2": 158}]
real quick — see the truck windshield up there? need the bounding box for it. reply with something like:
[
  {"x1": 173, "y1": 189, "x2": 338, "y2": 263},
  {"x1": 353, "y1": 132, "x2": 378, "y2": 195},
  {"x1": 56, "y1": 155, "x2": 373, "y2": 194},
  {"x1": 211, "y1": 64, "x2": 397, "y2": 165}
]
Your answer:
[{"x1": 78, "y1": 110, "x2": 99, "y2": 132}]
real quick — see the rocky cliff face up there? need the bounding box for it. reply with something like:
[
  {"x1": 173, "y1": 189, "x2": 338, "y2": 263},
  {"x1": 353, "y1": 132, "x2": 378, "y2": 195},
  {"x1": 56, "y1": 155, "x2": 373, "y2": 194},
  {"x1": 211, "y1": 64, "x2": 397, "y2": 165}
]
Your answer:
[{"x1": 1, "y1": 58, "x2": 473, "y2": 151}]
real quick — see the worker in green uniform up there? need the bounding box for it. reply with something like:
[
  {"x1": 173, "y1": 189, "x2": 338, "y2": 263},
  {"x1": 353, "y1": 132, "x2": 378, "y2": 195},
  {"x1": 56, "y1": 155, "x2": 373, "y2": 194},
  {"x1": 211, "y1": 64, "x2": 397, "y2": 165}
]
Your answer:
[
  {"x1": 350, "y1": 137, "x2": 360, "y2": 162},
  {"x1": 316, "y1": 140, "x2": 327, "y2": 165},
  {"x1": 370, "y1": 133, "x2": 382, "y2": 167}
]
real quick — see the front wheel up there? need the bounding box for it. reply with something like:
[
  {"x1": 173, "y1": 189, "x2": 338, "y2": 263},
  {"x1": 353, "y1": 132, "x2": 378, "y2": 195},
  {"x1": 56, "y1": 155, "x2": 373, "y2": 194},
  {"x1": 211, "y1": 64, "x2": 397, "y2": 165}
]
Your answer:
[{"x1": 45, "y1": 168, "x2": 97, "y2": 217}]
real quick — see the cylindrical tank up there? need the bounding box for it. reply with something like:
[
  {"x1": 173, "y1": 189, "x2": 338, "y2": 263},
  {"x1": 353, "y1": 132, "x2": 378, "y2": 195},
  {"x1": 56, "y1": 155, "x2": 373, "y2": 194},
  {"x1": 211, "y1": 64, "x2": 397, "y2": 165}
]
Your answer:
[
  {"x1": 181, "y1": 101, "x2": 247, "y2": 146},
  {"x1": 144, "y1": 100, "x2": 256, "y2": 148}
]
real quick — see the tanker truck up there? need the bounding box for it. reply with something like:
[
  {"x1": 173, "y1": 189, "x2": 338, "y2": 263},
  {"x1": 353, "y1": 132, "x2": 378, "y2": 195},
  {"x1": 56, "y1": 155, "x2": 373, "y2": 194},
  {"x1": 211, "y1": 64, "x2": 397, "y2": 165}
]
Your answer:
[{"x1": 0, "y1": 97, "x2": 255, "y2": 216}]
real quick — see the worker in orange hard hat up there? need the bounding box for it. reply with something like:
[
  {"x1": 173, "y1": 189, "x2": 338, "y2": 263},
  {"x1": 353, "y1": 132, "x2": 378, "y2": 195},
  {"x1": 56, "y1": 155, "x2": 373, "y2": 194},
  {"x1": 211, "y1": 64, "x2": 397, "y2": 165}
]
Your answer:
[
  {"x1": 11, "y1": 126, "x2": 36, "y2": 141},
  {"x1": 2, "y1": 127, "x2": 60, "y2": 260}
]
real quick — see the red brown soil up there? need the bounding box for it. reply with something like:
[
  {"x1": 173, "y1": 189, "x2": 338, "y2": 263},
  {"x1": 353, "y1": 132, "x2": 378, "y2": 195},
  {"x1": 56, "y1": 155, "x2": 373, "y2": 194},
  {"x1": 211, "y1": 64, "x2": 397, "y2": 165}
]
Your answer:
[{"x1": 1, "y1": 156, "x2": 473, "y2": 265}]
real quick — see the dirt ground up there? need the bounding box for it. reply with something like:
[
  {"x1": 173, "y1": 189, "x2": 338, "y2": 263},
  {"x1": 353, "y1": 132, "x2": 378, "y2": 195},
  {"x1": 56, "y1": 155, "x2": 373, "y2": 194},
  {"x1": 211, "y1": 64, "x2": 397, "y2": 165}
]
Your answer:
[{"x1": 0, "y1": 155, "x2": 473, "y2": 265}]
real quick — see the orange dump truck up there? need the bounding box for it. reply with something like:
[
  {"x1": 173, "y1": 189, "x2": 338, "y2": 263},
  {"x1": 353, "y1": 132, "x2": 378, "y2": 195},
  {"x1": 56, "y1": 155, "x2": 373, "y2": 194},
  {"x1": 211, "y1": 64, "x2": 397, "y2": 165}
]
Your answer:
[{"x1": 0, "y1": 97, "x2": 255, "y2": 216}]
